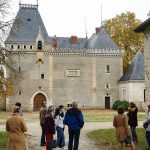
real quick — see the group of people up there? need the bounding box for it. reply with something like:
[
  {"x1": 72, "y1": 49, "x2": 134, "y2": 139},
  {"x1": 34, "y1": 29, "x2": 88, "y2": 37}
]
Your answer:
[
  {"x1": 39, "y1": 100, "x2": 84, "y2": 150},
  {"x1": 5, "y1": 101, "x2": 150, "y2": 150},
  {"x1": 113, "y1": 102, "x2": 138, "y2": 150}
]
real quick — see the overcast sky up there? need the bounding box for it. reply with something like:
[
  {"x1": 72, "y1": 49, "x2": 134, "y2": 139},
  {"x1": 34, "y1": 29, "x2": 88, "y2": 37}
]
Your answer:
[{"x1": 9, "y1": 0, "x2": 150, "y2": 38}]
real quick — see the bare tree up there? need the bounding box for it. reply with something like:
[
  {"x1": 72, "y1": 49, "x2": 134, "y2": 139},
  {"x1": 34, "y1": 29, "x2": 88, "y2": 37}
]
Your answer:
[{"x1": 0, "y1": 0, "x2": 22, "y2": 97}]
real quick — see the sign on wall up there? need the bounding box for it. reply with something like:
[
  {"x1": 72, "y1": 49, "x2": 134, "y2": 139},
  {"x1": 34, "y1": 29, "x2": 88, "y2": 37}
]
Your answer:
[{"x1": 66, "y1": 69, "x2": 80, "y2": 77}]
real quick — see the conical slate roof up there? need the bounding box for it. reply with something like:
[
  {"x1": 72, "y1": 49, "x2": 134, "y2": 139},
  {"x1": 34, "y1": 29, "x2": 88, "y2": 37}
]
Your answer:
[
  {"x1": 85, "y1": 26, "x2": 118, "y2": 50},
  {"x1": 5, "y1": 4, "x2": 50, "y2": 44},
  {"x1": 119, "y1": 51, "x2": 144, "y2": 81}
]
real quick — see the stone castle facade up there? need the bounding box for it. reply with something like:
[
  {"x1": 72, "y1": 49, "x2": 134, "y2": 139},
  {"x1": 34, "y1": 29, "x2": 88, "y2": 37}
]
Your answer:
[{"x1": 4, "y1": 4, "x2": 123, "y2": 111}]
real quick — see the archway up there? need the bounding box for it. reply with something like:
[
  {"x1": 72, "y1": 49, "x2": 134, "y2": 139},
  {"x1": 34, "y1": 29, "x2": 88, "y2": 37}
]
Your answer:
[{"x1": 33, "y1": 93, "x2": 46, "y2": 111}]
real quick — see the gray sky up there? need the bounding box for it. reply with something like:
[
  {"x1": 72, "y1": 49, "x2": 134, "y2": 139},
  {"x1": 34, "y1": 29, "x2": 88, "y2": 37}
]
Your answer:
[{"x1": 10, "y1": 0, "x2": 150, "y2": 38}]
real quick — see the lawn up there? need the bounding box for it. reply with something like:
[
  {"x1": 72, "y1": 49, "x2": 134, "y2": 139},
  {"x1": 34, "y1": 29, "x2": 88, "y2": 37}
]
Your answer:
[
  {"x1": 87, "y1": 128, "x2": 147, "y2": 150},
  {"x1": 0, "y1": 132, "x2": 8, "y2": 150},
  {"x1": 82, "y1": 109, "x2": 146, "y2": 122},
  {"x1": 0, "y1": 110, "x2": 147, "y2": 124}
]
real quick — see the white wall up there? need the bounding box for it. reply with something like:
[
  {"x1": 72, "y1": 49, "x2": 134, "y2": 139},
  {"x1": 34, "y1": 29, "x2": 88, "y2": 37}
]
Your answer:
[{"x1": 119, "y1": 81, "x2": 145, "y2": 102}]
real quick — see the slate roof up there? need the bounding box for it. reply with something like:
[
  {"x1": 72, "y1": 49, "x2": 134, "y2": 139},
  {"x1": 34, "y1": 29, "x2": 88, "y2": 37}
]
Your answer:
[
  {"x1": 85, "y1": 26, "x2": 119, "y2": 50},
  {"x1": 119, "y1": 51, "x2": 144, "y2": 82},
  {"x1": 49, "y1": 36, "x2": 87, "y2": 49},
  {"x1": 134, "y1": 18, "x2": 150, "y2": 32},
  {"x1": 5, "y1": 4, "x2": 50, "y2": 44}
]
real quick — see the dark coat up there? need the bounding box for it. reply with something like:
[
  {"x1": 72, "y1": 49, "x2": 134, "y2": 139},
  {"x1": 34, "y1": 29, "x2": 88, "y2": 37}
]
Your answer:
[
  {"x1": 45, "y1": 116, "x2": 55, "y2": 134},
  {"x1": 127, "y1": 107, "x2": 138, "y2": 127}
]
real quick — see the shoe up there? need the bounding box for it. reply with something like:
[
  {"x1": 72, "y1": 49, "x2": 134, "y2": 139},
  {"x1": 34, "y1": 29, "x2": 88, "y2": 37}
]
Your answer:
[{"x1": 40, "y1": 144, "x2": 46, "y2": 146}]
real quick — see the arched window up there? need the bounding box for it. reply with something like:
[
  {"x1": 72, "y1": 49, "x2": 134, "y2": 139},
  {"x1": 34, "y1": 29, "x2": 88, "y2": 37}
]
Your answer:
[{"x1": 38, "y1": 41, "x2": 42, "y2": 50}]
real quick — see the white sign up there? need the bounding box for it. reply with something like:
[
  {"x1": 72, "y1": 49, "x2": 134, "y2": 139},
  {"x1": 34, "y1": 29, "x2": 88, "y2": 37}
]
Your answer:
[{"x1": 66, "y1": 69, "x2": 80, "y2": 77}]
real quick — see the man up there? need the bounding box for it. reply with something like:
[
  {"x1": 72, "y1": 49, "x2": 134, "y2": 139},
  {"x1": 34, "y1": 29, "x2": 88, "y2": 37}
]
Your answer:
[
  {"x1": 15, "y1": 102, "x2": 23, "y2": 116},
  {"x1": 63, "y1": 101, "x2": 84, "y2": 150},
  {"x1": 39, "y1": 101, "x2": 47, "y2": 146},
  {"x1": 127, "y1": 102, "x2": 138, "y2": 143}
]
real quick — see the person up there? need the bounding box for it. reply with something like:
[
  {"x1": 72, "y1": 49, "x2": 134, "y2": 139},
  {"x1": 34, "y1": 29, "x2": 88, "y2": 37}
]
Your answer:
[
  {"x1": 59, "y1": 105, "x2": 65, "y2": 118},
  {"x1": 113, "y1": 106, "x2": 135, "y2": 150},
  {"x1": 63, "y1": 101, "x2": 84, "y2": 150},
  {"x1": 45, "y1": 106, "x2": 56, "y2": 150},
  {"x1": 39, "y1": 101, "x2": 47, "y2": 146},
  {"x1": 15, "y1": 102, "x2": 23, "y2": 116},
  {"x1": 144, "y1": 104, "x2": 150, "y2": 150},
  {"x1": 54, "y1": 107, "x2": 65, "y2": 149},
  {"x1": 127, "y1": 102, "x2": 138, "y2": 143},
  {"x1": 6, "y1": 106, "x2": 28, "y2": 150}
]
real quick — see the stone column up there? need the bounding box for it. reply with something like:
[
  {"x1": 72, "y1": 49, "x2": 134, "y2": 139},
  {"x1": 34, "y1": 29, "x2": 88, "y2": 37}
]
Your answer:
[{"x1": 92, "y1": 57, "x2": 96, "y2": 106}]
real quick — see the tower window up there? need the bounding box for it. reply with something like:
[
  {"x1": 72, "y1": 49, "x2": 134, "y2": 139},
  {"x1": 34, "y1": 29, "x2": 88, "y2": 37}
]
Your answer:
[
  {"x1": 105, "y1": 84, "x2": 110, "y2": 90},
  {"x1": 41, "y1": 74, "x2": 44, "y2": 79},
  {"x1": 30, "y1": 45, "x2": 32, "y2": 49},
  {"x1": 11, "y1": 45, "x2": 14, "y2": 49},
  {"x1": 106, "y1": 65, "x2": 110, "y2": 73},
  {"x1": 24, "y1": 45, "x2": 26, "y2": 49},
  {"x1": 18, "y1": 45, "x2": 20, "y2": 49},
  {"x1": 38, "y1": 41, "x2": 42, "y2": 50}
]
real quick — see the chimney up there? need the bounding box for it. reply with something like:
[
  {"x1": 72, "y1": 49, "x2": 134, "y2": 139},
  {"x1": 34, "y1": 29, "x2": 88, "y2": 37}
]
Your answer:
[
  {"x1": 53, "y1": 35, "x2": 57, "y2": 48},
  {"x1": 71, "y1": 36, "x2": 77, "y2": 44},
  {"x1": 95, "y1": 27, "x2": 100, "y2": 34}
]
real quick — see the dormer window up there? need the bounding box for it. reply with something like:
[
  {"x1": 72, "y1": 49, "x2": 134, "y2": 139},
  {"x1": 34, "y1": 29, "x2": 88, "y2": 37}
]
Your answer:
[{"x1": 38, "y1": 41, "x2": 42, "y2": 50}]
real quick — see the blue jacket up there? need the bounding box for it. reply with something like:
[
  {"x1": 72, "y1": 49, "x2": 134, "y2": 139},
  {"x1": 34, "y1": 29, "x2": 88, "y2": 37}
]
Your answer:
[{"x1": 63, "y1": 107, "x2": 84, "y2": 130}]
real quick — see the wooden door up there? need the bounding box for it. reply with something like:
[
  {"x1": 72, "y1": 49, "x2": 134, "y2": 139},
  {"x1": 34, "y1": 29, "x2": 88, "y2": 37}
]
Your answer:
[
  {"x1": 34, "y1": 93, "x2": 46, "y2": 111},
  {"x1": 105, "y1": 96, "x2": 110, "y2": 109}
]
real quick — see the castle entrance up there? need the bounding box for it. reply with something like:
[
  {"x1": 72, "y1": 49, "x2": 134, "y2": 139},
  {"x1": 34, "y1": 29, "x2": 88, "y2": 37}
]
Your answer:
[{"x1": 33, "y1": 93, "x2": 46, "y2": 111}]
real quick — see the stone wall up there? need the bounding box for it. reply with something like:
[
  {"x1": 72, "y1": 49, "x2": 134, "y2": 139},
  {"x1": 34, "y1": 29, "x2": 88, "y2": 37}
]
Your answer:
[{"x1": 144, "y1": 26, "x2": 150, "y2": 103}]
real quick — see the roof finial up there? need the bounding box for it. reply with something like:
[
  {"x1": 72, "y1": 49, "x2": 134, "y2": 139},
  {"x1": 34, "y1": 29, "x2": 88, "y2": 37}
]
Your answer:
[
  {"x1": 36, "y1": 0, "x2": 39, "y2": 6},
  {"x1": 84, "y1": 17, "x2": 88, "y2": 39},
  {"x1": 101, "y1": 3, "x2": 103, "y2": 26}
]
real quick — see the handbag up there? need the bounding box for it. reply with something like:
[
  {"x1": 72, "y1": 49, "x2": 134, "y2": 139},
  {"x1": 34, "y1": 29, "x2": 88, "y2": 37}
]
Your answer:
[
  {"x1": 48, "y1": 139, "x2": 57, "y2": 148},
  {"x1": 125, "y1": 136, "x2": 132, "y2": 147}
]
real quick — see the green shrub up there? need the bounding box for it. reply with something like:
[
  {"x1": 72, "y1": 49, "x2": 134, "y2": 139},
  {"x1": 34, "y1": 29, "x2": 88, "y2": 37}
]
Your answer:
[{"x1": 112, "y1": 100, "x2": 129, "y2": 111}]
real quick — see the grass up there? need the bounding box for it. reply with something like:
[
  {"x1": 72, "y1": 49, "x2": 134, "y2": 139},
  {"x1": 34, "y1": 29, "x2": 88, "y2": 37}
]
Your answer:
[
  {"x1": 87, "y1": 128, "x2": 147, "y2": 150},
  {"x1": 82, "y1": 109, "x2": 146, "y2": 122},
  {"x1": 0, "y1": 132, "x2": 8, "y2": 150},
  {"x1": 0, "y1": 110, "x2": 147, "y2": 124}
]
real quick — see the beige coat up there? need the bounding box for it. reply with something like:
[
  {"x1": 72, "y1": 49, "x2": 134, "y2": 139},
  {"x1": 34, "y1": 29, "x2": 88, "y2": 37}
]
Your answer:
[
  {"x1": 113, "y1": 114, "x2": 130, "y2": 142},
  {"x1": 6, "y1": 113, "x2": 28, "y2": 150}
]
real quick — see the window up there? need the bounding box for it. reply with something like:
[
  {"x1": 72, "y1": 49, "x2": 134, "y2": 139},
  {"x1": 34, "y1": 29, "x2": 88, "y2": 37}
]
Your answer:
[
  {"x1": 18, "y1": 45, "x2": 20, "y2": 49},
  {"x1": 11, "y1": 45, "x2": 14, "y2": 49},
  {"x1": 38, "y1": 41, "x2": 42, "y2": 50},
  {"x1": 105, "y1": 84, "x2": 110, "y2": 90},
  {"x1": 30, "y1": 45, "x2": 32, "y2": 49},
  {"x1": 106, "y1": 65, "x2": 110, "y2": 73},
  {"x1": 122, "y1": 89, "x2": 126, "y2": 100},
  {"x1": 144, "y1": 89, "x2": 145, "y2": 102},
  {"x1": 41, "y1": 74, "x2": 44, "y2": 79},
  {"x1": 19, "y1": 66, "x2": 21, "y2": 72},
  {"x1": 24, "y1": 45, "x2": 26, "y2": 49}
]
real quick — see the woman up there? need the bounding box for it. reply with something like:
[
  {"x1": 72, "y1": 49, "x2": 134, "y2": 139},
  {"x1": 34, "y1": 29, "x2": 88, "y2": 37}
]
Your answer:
[
  {"x1": 6, "y1": 107, "x2": 28, "y2": 150},
  {"x1": 127, "y1": 102, "x2": 138, "y2": 143},
  {"x1": 45, "y1": 106, "x2": 56, "y2": 150},
  {"x1": 54, "y1": 108, "x2": 65, "y2": 149},
  {"x1": 113, "y1": 106, "x2": 135, "y2": 150},
  {"x1": 145, "y1": 104, "x2": 150, "y2": 150}
]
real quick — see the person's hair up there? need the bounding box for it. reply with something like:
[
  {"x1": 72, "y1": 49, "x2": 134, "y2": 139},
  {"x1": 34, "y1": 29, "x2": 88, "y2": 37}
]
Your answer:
[
  {"x1": 117, "y1": 106, "x2": 124, "y2": 114},
  {"x1": 42, "y1": 101, "x2": 47, "y2": 108},
  {"x1": 129, "y1": 102, "x2": 136, "y2": 108},
  {"x1": 72, "y1": 101, "x2": 78, "y2": 107},
  {"x1": 59, "y1": 105, "x2": 64, "y2": 109},
  {"x1": 46, "y1": 106, "x2": 54, "y2": 117},
  {"x1": 15, "y1": 102, "x2": 21, "y2": 108},
  {"x1": 54, "y1": 108, "x2": 60, "y2": 118}
]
